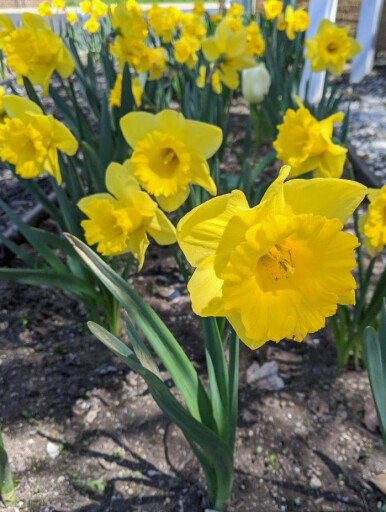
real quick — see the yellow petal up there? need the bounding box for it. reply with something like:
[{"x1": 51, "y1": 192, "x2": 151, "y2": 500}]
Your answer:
[
  {"x1": 56, "y1": 45, "x2": 75, "y2": 78},
  {"x1": 3, "y1": 95, "x2": 43, "y2": 119},
  {"x1": 44, "y1": 146, "x2": 61, "y2": 184},
  {"x1": 120, "y1": 112, "x2": 157, "y2": 149},
  {"x1": 283, "y1": 178, "x2": 367, "y2": 223},
  {"x1": 105, "y1": 162, "x2": 141, "y2": 203},
  {"x1": 147, "y1": 209, "x2": 176, "y2": 245},
  {"x1": 188, "y1": 256, "x2": 225, "y2": 316},
  {"x1": 176, "y1": 189, "x2": 249, "y2": 267},
  {"x1": 156, "y1": 187, "x2": 190, "y2": 212},
  {"x1": 127, "y1": 228, "x2": 149, "y2": 270},
  {"x1": 184, "y1": 119, "x2": 223, "y2": 159},
  {"x1": 52, "y1": 118, "x2": 78, "y2": 155},
  {"x1": 156, "y1": 109, "x2": 185, "y2": 137},
  {"x1": 78, "y1": 193, "x2": 115, "y2": 213},
  {"x1": 22, "y1": 12, "x2": 50, "y2": 30},
  {"x1": 190, "y1": 154, "x2": 217, "y2": 195},
  {"x1": 201, "y1": 37, "x2": 221, "y2": 61}
]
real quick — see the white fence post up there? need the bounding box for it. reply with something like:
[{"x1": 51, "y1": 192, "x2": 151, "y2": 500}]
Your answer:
[
  {"x1": 298, "y1": 0, "x2": 339, "y2": 104},
  {"x1": 350, "y1": 0, "x2": 385, "y2": 83}
]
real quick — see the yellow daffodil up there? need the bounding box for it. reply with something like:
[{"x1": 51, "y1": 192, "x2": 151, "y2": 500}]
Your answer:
[
  {"x1": 196, "y1": 64, "x2": 206, "y2": 88},
  {"x1": 83, "y1": 16, "x2": 99, "y2": 33},
  {"x1": 3, "y1": 14, "x2": 74, "y2": 95},
  {"x1": 0, "y1": 86, "x2": 4, "y2": 112},
  {"x1": 359, "y1": 186, "x2": 386, "y2": 256},
  {"x1": 81, "y1": 0, "x2": 107, "y2": 17},
  {"x1": 52, "y1": 0, "x2": 65, "y2": 10},
  {"x1": 0, "y1": 95, "x2": 78, "y2": 184},
  {"x1": 293, "y1": 8, "x2": 309, "y2": 33},
  {"x1": 109, "y1": 74, "x2": 143, "y2": 108},
  {"x1": 305, "y1": 19, "x2": 361, "y2": 75},
  {"x1": 78, "y1": 161, "x2": 176, "y2": 267},
  {"x1": 211, "y1": 65, "x2": 222, "y2": 94},
  {"x1": 66, "y1": 12, "x2": 77, "y2": 24},
  {"x1": 37, "y1": 0, "x2": 52, "y2": 18},
  {"x1": 193, "y1": 1, "x2": 205, "y2": 16},
  {"x1": 210, "y1": 13, "x2": 222, "y2": 23},
  {"x1": 284, "y1": 5, "x2": 295, "y2": 40},
  {"x1": 147, "y1": 4, "x2": 181, "y2": 43},
  {"x1": 120, "y1": 110, "x2": 222, "y2": 212},
  {"x1": 177, "y1": 166, "x2": 366, "y2": 349},
  {"x1": 225, "y1": 15, "x2": 243, "y2": 33},
  {"x1": 273, "y1": 101, "x2": 347, "y2": 178},
  {"x1": 227, "y1": 3, "x2": 243, "y2": 17},
  {"x1": 0, "y1": 15, "x2": 15, "y2": 50},
  {"x1": 246, "y1": 21, "x2": 265, "y2": 57},
  {"x1": 174, "y1": 36, "x2": 200, "y2": 69},
  {"x1": 277, "y1": 17, "x2": 286, "y2": 31},
  {"x1": 181, "y1": 13, "x2": 206, "y2": 39},
  {"x1": 109, "y1": 1, "x2": 147, "y2": 39},
  {"x1": 264, "y1": 0, "x2": 283, "y2": 20},
  {"x1": 201, "y1": 19, "x2": 255, "y2": 90},
  {"x1": 80, "y1": 0, "x2": 92, "y2": 14}
]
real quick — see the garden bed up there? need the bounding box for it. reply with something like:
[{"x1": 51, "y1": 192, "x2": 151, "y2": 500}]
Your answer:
[{"x1": 1, "y1": 241, "x2": 385, "y2": 512}]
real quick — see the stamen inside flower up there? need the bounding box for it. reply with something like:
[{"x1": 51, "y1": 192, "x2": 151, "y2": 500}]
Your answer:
[
  {"x1": 326, "y1": 41, "x2": 338, "y2": 53},
  {"x1": 256, "y1": 243, "x2": 295, "y2": 289}
]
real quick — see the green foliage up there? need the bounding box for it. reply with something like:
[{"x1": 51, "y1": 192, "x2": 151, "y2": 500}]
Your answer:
[
  {"x1": 0, "y1": 428, "x2": 16, "y2": 507},
  {"x1": 364, "y1": 301, "x2": 386, "y2": 451}
]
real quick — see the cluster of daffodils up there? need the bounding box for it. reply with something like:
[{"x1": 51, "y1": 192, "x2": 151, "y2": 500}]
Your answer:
[
  {"x1": 273, "y1": 99, "x2": 347, "y2": 179},
  {"x1": 1, "y1": 13, "x2": 74, "y2": 94},
  {"x1": 80, "y1": 0, "x2": 108, "y2": 34},
  {"x1": 0, "y1": 96, "x2": 77, "y2": 183},
  {"x1": 263, "y1": 0, "x2": 309, "y2": 40}
]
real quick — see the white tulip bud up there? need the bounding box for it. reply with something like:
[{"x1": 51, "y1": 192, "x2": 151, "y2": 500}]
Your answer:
[{"x1": 242, "y1": 63, "x2": 271, "y2": 104}]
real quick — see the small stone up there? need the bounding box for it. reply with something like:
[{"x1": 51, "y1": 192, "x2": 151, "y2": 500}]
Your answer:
[
  {"x1": 246, "y1": 361, "x2": 285, "y2": 391},
  {"x1": 46, "y1": 441, "x2": 61, "y2": 459},
  {"x1": 57, "y1": 476, "x2": 65, "y2": 483},
  {"x1": 85, "y1": 409, "x2": 98, "y2": 424},
  {"x1": 310, "y1": 475, "x2": 322, "y2": 489}
]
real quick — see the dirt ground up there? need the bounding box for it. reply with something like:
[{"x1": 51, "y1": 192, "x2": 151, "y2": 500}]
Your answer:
[{"x1": 1, "y1": 241, "x2": 385, "y2": 512}]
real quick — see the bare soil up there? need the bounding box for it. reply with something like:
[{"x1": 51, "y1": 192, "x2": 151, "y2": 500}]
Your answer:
[{"x1": 1, "y1": 242, "x2": 385, "y2": 512}]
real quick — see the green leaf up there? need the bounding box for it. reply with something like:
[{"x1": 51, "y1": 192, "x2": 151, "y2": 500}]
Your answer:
[
  {"x1": 125, "y1": 315, "x2": 161, "y2": 378},
  {"x1": 0, "y1": 231, "x2": 43, "y2": 269},
  {"x1": 22, "y1": 76, "x2": 45, "y2": 112},
  {"x1": 88, "y1": 322, "x2": 234, "y2": 506},
  {"x1": 99, "y1": 94, "x2": 114, "y2": 169},
  {"x1": 0, "y1": 429, "x2": 16, "y2": 507},
  {"x1": 364, "y1": 302, "x2": 386, "y2": 449},
  {"x1": 0, "y1": 268, "x2": 96, "y2": 301},
  {"x1": 119, "y1": 63, "x2": 134, "y2": 118},
  {"x1": 66, "y1": 234, "x2": 215, "y2": 429}
]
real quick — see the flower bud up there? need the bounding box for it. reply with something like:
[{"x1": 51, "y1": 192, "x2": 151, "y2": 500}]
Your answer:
[{"x1": 242, "y1": 63, "x2": 271, "y2": 104}]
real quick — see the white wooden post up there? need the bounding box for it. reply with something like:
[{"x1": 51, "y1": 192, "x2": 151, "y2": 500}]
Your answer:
[
  {"x1": 350, "y1": 0, "x2": 385, "y2": 83},
  {"x1": 299, "y1": 0, "x2": 338, "y2": 104}
]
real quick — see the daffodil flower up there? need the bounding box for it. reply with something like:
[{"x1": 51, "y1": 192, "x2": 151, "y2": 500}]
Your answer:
[
  {"x1": 120, "y1": 110, "x2": 222, "y2": 212},
  {"x1": 78, "y1": 161, "x2": 176, "y2": 267},
  {"x1": 0, "y1": 95, "x2": 78, "y2": 184},
  {"x1": 305, "y1": 19, "x2": 361, "y2": 75},
  {"x1": 201, "y1": 19, "x2": 256, "y2": 90},
  {"x1": 177, "y1": 167, "x2": 367, "y2": 349},
  {"x1": 359, "y1": 185, "x2": 386, "y2": 256},
  {"x1": 273, "y1": 100, "x2": 347, "y2": 178},
  {"x1": 3, "y1": 13, "x2": 74, "y2": 95}
]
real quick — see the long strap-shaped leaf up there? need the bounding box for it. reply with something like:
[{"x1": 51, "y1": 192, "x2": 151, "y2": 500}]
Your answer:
[
  {"x1": 88, "y1": 322, "x2": 234, "y2": 506},
  {"x1": 364, "y1": 302, "x2": 386, "y2": 450},
  {"x1": 66, "y1": 234, "x2": 215, "y2": 429},
  {"x1": 0, "y1": 429, "x2": 16, "y2": 507}
]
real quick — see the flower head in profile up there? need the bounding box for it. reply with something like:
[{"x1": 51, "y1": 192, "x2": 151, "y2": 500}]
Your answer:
[
  {"x1": 37, "y1": 1, "x2": 52, "y2": 18},
  {"x1": 66, "y1": 12, "x2": 78, "y2": 24},
  {"x1": 174, "y1": 36, "x2": 200, "y2": 69},
  {"x1": 246, "y1": 21, "x2": 265, "y2": 57},
  {"x1": 359, "y1": 186, "x2": 386, "y2": 256},
  {"x1": 201, "y1": 19, "x2": 256, "y2": 90},
  {"x1": 0, "y1": 95, "x2": 78, "y2": 184},
  {"x1": 78, "y1": 161, "x2": 176, "y2": 267},
  {"x1": 193, "y1": 1, "x2": 205, "y2": 16},
  {"x1": 305, "y1": 19, "x2": 361, "y2": 75},
  {"x1": 177, "y1": 167, "x2": 366, "y2": 349},
  {"x1": 264, "y1": 0, "x2": 283, "y2": 20},
  {"x1": 120, "y1": 110, "x2": 222, "y2": 212},
  {"x1": 83, "y1": 16, "x2": 99, "y2": 33},
  {"x1": 273, "y1": 100, "x2": 347, "y2": 178},
  {"x1": 3, "y1": 14, "x2": 74, "y2": 95},
  {"x1": 109, "y1": 1, "x2": 147, "y2": 39},
  {"x1": 52, "y1": 0, "x2": 65, "y2": 10},
  {"x1": 196, "y1": 64, "x2": 222, "y2": 94}
]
